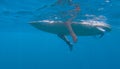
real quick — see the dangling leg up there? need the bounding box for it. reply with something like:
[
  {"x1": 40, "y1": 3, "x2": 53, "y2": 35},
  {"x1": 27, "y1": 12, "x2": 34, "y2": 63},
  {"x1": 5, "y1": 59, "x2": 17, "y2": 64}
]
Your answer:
[
  {"x1": 57, "y1": 34, "x2": 73, "y2": 51},
  {"x1": 65, "y1": 21, "x2": 77, "y2": 43},
  {"x1": 65, "y1": 3, "x2": 80, "y2": 43}
]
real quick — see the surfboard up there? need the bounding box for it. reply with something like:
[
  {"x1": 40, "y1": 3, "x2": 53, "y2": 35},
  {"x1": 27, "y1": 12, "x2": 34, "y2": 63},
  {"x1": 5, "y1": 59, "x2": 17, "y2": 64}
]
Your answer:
[{"x1": 30, "y1": 20, "x2": 111, "y2": 36}]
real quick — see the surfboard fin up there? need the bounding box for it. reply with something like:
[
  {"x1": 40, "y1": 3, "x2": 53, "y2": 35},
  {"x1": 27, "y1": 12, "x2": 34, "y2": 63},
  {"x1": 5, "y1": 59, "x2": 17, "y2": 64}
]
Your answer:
[
  {"x1": 57, "y1": 34, "x2": 73, "y2": 51},
  {"x1": 99, "y1": 33, "x2": 104, "y2": 38}
]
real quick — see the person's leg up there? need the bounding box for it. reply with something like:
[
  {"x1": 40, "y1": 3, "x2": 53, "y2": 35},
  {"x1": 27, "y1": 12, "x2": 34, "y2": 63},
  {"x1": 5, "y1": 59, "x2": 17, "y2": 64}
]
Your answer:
[
  {"x1": 65, "y1": 4, "x2": 80, "y2": 43},
  {"x1": 54, "y1": 0, "x2": 80, "y2": 43},
  {"x1": 65, "y1": 20, "x2": 77, "y2": 43},
  {"x1": 57, "y1": 34, "x2": 73, "y2": 51}
]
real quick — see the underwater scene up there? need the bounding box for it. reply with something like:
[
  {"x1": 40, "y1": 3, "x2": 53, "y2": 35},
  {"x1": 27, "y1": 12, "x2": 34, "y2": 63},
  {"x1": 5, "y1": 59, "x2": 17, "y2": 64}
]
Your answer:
[{"x1": 0, "y1": 0, "x2": 120, "y2": 69}]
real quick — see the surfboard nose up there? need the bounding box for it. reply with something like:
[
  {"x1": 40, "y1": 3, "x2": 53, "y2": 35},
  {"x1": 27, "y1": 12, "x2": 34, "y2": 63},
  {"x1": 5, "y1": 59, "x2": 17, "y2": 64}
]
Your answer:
[
  {"x1": 29, "y1": 21, "x2": 40, "y2": 24},
  {"x1": 29, "y1": 21, "x2": 45, "y2": 27},
  {"x1": 29, "y1": 21, "x2": 43, "y2": 29}
]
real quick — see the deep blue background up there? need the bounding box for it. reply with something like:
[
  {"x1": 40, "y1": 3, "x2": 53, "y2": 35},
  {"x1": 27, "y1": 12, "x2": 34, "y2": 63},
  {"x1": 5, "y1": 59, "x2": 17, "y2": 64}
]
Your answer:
[{"x1": 0, "y1": 0, "x2": 120, "y2": 69}]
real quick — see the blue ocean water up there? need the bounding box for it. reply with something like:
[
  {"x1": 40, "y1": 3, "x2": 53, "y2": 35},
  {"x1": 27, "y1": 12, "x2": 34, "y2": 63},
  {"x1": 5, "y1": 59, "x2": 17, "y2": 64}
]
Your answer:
[{"x1": 0, "y1": 0, "x2": 120, "y2": 69}]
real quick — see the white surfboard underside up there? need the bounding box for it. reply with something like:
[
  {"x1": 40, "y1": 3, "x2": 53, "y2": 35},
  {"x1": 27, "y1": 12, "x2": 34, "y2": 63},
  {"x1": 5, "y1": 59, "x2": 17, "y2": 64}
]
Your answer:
[{"x1": 30, "y1": 20, "x2": 111, "y2": 36}]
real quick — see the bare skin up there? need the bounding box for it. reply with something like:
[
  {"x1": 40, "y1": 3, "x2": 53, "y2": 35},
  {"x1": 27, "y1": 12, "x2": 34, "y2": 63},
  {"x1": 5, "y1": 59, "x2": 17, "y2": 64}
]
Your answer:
[
  {"x1": 56, "y1": 0, "x2": 80, "y2": 43},
  {"x1": 37, "y1": 0, "x2": 80, "y2": 42},
  {"x1": 65, "y1": 20, "x2": 77, "y2": 43},
  {"x1": 57, "y1": 34, "x2": 73, "y2": 51}
]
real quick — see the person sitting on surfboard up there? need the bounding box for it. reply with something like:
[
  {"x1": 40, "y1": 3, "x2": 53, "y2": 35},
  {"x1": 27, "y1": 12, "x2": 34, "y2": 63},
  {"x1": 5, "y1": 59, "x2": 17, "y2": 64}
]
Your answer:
[
  {"x1": 52, "y1": 0, "x2": 80, "y2": 43},
  {"x1": 36, "y1": 0, "x2": 80, "y2": 43}
]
